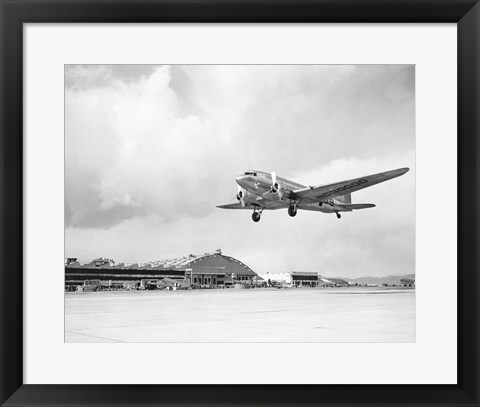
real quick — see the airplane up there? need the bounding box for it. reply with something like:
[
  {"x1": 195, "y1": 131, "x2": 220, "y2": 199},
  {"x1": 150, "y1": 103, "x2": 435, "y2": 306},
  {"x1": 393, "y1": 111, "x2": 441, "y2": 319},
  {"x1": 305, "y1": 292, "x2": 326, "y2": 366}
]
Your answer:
[{"x1": 217, "y1": 167, "x2": 409, "y2": 222}]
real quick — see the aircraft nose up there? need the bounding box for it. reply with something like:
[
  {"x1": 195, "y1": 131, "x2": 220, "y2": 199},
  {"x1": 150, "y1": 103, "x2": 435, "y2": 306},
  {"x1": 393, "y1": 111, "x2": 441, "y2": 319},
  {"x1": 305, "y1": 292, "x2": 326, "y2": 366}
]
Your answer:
[{"x1": 236, "y1": 175, "x2": 249, "y2": 188}]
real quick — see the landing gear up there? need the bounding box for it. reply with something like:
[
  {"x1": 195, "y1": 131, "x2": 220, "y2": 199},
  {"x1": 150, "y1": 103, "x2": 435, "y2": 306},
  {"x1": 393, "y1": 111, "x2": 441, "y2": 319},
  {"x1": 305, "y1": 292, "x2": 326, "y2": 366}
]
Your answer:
[
  {"x1": 252, "y1": 207, "x2": 263, "y2": 222},
  {"x1": 288, "y1": 204, "x2": 297, "y2": 217},
  {"x1": 335, "y1": 211, "x2": 341, "y2": 219}
]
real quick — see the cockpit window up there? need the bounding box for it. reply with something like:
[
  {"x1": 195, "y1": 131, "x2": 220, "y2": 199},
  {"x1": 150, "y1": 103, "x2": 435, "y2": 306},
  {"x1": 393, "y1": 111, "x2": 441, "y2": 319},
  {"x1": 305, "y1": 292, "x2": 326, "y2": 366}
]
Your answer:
[{"x1": 244, "y1": 172, "x2": 257, "y2": 176}]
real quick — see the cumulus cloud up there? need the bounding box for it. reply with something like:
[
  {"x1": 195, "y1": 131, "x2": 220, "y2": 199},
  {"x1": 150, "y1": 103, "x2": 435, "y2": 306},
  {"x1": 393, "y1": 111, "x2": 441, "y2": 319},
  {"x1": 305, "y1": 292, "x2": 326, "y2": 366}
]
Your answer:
[{"x1": 65, "y1": 65, "x2": 217, "y2": 228}]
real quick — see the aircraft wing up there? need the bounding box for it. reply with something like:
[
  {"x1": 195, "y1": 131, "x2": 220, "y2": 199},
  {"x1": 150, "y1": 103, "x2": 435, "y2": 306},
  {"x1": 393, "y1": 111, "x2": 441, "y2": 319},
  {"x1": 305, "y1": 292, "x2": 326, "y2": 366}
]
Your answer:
[
  {"x1": 217, "y1": 199, "x2": 286, "y2": 210},
  {"x1": 300, "y1": 202, "x2": 375, "y2": 212},
  {"x1": 293, "y1": 168, "x2": 409, "y2": 203},
  {"x1": 217, "y1": 203, "x2": 249, "y2": 209}
]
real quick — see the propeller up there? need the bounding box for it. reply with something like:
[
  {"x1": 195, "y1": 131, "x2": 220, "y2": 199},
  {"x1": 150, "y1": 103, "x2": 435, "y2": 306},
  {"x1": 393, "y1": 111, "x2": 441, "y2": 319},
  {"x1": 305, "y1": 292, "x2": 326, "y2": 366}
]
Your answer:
[
  {"x1": 271, "y1": 172, "x2": 277, "y2": 192},
  {"x1": 236, "y1": 185, "x2": 247, "y2": 207},
  {"x1": 271, "y1": 171, "x2": 284, "y2": 200}
]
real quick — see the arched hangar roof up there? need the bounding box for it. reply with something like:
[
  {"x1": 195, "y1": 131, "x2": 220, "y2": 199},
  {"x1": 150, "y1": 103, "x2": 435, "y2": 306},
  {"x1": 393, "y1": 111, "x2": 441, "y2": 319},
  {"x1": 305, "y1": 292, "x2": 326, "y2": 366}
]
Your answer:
[
  {"x1": 186, "y1": 253, "x2": 256, "y2": 276},
  {"x1": 66, "y1": 252, "x2": 257, "y2": 276}
]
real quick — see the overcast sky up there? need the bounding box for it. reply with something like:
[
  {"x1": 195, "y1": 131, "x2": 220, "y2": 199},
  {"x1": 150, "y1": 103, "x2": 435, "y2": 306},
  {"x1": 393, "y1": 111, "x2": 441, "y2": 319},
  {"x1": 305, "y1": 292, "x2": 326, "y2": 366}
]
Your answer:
[{"x1": 65, "y1": 65, "x2": 415, "y2": 278}]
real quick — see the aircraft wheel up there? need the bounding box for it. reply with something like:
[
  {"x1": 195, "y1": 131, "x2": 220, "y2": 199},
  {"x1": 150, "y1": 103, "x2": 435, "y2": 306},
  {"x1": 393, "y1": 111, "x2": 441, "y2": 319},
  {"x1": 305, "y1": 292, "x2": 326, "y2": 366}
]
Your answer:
[
  {"x1": 336, "y1": 212, "x2": 341, "y2": 219},
  {"x1": 252, "y1": 212, "x2": 261, "y2": 222},
  {"x1": 288, "y1": 205, "x2": 297, "y2": 217}
]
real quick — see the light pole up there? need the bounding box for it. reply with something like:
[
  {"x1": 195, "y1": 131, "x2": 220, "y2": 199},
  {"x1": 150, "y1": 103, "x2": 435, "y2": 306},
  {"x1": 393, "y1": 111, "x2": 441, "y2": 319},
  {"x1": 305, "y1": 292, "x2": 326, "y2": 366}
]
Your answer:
[{"x1": 186, "y1": 268, "x2": 193, "y2": 285}]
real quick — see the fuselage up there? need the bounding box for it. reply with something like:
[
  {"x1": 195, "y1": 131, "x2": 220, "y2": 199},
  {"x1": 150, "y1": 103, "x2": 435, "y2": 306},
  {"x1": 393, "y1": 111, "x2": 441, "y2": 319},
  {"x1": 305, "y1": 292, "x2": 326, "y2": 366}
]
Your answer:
[
  {"x1": 235, "y1": 170, "x2": 343, "y2": 213},
  {"x1": 236, "y1": 170, "x2": 304, "y2": 196}
]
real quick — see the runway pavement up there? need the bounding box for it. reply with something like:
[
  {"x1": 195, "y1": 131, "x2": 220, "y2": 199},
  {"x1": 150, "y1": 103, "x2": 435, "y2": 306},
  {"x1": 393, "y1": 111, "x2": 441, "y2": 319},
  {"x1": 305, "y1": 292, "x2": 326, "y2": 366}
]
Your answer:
[{"x1": 65, "y1": 287, "x2": 415, "y2": 343}]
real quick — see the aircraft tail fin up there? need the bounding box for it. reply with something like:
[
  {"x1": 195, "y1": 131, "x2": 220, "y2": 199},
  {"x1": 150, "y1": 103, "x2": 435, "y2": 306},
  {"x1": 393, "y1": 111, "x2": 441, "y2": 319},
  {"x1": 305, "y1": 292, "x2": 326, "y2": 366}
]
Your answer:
[{"x1": 335, "y1": 193, "x2": 352, "y2": 204}]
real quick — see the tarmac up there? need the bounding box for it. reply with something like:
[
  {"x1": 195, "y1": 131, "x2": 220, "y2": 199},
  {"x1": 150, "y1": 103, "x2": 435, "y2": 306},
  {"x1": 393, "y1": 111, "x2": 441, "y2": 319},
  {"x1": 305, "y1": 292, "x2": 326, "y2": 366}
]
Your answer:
[{"x1": 65, "y1": 287, "x2": 415, "y2": 343}]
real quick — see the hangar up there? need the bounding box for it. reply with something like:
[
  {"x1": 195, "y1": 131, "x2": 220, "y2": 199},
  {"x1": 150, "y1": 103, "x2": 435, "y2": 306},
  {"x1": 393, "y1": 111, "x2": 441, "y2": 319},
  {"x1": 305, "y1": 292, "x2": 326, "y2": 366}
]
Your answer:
[
  {"x1": 177, "y1": 251, "x2": 257, "y2": 286},
  {"x1": 65, "y1": 250, "x2": 257, "y2": 290}
]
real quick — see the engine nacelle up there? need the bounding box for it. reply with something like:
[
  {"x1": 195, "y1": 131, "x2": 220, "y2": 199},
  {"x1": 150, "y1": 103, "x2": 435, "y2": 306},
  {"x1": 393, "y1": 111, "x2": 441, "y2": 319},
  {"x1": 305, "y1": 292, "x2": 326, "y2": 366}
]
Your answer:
[
  {"x1": 270, "y1": 171, "x2": 287, "y2": 200},
  {"x1": 272, "y1": 181, "x2": 286, "y2": 200},
  {"x1": 236, "y1": 188, "x2": 256, "y2": 207}
]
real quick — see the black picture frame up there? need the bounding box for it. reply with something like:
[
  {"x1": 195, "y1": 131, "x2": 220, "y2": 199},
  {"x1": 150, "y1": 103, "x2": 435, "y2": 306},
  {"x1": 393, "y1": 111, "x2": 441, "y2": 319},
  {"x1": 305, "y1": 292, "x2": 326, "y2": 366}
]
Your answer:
[{"x1": 1, "y1": 1, "x2": 479, "y2": 406}]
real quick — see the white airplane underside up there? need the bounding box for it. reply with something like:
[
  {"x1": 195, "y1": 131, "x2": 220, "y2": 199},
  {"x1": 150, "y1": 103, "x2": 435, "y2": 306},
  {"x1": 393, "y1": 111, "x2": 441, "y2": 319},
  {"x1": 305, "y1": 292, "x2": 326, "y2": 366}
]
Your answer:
[{"x1": 217, "y1": 167, "x2": 409, "y2": 222}]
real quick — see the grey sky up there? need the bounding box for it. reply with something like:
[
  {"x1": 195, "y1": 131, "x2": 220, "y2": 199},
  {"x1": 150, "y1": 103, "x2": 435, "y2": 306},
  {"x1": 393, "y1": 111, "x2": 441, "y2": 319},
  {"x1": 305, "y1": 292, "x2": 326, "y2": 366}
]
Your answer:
[{"x1": 65, "y1": 65, "x2": 415, "y2": 278}]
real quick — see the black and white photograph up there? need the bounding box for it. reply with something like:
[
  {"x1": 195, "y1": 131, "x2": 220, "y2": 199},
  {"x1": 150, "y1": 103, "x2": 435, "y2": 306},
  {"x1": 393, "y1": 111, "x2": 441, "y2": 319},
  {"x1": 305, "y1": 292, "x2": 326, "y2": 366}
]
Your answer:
[{"x1": 65, "y1": 64, "x2": 415, "y2": 343}]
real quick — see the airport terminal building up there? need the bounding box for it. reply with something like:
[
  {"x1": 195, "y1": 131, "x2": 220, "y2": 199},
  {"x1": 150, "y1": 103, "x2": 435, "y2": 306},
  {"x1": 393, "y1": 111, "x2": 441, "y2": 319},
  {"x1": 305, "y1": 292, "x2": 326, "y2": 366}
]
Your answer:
[
  {"x1": 65, "y1": 250, "x2": 258, "y2": 290},
  {"x1": 260, "y1": 271, "x2": 320, "y2": 287}
]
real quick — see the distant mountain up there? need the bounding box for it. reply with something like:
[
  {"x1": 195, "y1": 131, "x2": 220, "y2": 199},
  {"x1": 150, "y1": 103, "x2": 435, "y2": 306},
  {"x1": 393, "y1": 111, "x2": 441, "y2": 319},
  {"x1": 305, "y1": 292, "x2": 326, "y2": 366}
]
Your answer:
[{"x1": 330, "y1": 274, "x2": 415, "y2": 285}]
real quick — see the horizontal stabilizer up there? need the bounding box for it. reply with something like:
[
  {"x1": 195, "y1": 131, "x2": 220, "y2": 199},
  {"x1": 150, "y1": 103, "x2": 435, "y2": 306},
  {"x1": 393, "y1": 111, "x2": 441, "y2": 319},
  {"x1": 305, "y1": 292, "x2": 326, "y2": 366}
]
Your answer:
[{"x1": 339, "y1": 203, "x2": 376, "y2": 210}]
